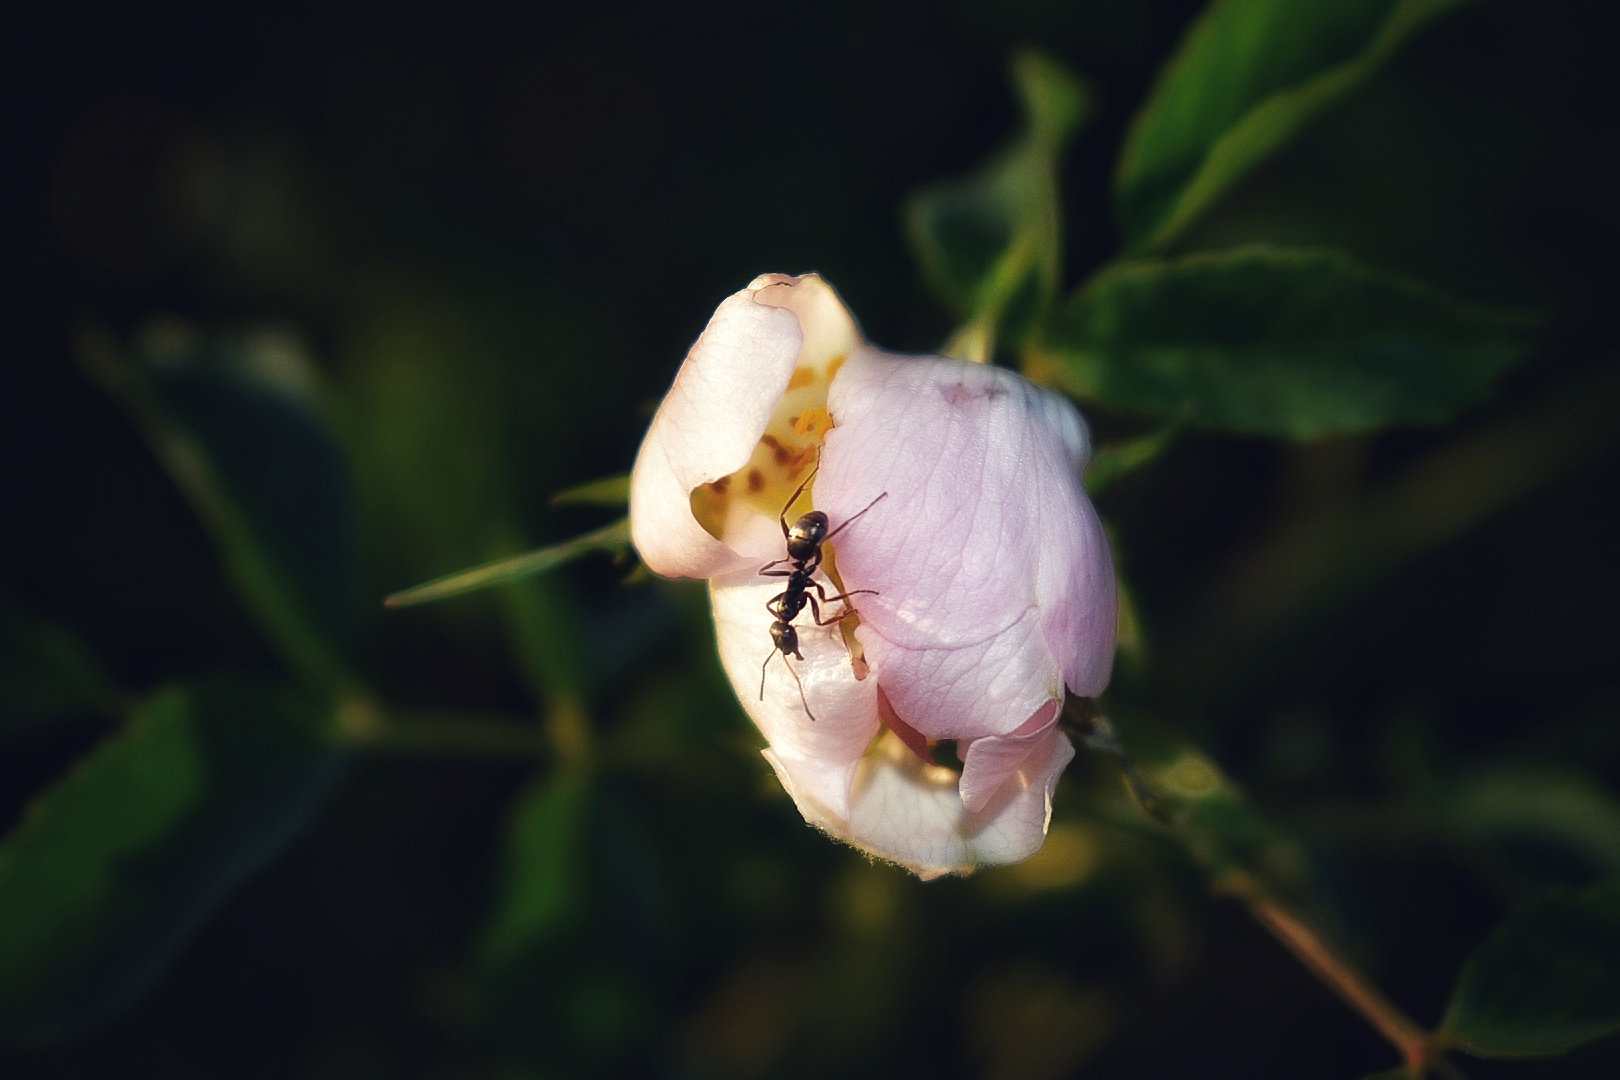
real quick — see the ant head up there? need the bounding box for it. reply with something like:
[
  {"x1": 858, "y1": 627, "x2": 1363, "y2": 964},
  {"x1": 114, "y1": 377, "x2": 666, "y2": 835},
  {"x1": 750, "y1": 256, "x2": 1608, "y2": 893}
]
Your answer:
[
  {"x1": 785, "y1": 511, "x2": 829, "y2": 560},
  {"x1": 770, "y1": 621, "x2": 799, "y2": 655}
]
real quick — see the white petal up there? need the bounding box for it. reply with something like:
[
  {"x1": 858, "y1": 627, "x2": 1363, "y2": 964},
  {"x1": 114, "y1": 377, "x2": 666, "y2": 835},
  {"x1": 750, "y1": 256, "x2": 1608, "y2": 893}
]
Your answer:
[
  {"x1": 710, "y1": 575, "x2": 879, "y2": 821},
  {"x1": 629, "y1": 286, "x2": 803, "y2": 579},
  {"x1": 768, "y1": 726, "x2": 1075, "y2": 880},
  {"x1": 750, "y1": 272, "x2": 865, "y2": 365}
]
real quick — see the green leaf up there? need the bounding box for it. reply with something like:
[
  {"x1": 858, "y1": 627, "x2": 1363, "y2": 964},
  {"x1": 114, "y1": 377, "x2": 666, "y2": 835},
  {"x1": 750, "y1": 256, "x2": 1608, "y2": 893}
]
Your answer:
[
  {"x1": 1038, "y1": 246, "x2": 1534, "y2": 438},
  {"x1": 1, "y1": 599, "x2": 120, "y2": 735},
  {"x1": 1440, "y1": 768, "x2": 1620, "y2": 891},
  {"x1": 480, "y1": 769, "x2": 593, "y2": 968},
  {"x1": 905, "y1": 49, "x2": 1091, "y2": 352},
  {"x1": 550, "y1": 474, "x2": 630, "y2": 508},
  {"x1": 81, "y1": 325, "x2": 361, "y2": 687},
  {"x1": 1117, "y1": 0, "x2": 1476, "y2": 252},
  {"x1": 0, "y1": 679, "x2": 344, "y2": 1043},
  {"x1": 502, "y1": 574, "x2": 589, "y2": 709},
  {"x1": 332, "y1": 297, "x2": 516, "y2": 583},
  {"x1": 1443, "y1": 878, "x2": 1620, "y2": 1058},
  {"x1": 384, "y1": 518, "x2": 631, "y2": 610},
  {"x1": 1085, "y1": 418, "x2": 1185, "y2": 495}
]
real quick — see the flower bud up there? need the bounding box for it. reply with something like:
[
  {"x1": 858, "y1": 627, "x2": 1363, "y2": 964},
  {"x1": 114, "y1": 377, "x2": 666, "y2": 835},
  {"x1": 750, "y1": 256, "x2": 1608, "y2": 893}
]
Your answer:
[{"x1": 630, "y1": 274, "x2": 1116, "y2": 878}]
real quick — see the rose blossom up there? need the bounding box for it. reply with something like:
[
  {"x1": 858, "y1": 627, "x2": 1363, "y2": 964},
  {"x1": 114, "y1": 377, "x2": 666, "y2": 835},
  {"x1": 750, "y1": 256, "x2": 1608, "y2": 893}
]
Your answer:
[{"x1": 630, "y1": 273, "x2": 1116, "y2": 879}]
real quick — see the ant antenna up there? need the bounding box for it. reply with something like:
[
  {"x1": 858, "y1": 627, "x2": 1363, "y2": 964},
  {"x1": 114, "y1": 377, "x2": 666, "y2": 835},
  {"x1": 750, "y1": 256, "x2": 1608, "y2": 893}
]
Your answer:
[
  {"x1": 758, "y1": 648, "x2": 819, "y2": 722},
  {"x1": 825, "y1": 490, "x2": 889, "y2": 543},
  {"x1": 784, "y1": 465, "x2": 818, "y2": 514}
]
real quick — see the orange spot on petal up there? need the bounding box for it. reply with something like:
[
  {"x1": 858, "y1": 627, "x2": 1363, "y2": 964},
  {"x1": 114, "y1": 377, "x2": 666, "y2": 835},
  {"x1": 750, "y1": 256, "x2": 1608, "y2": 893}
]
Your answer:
[
  {"x1": 760, "y1": 433, "x2": 792, "y2": 465},
  {"x1": 787, "y1": 367, "x2": 815, "y2": 390}
]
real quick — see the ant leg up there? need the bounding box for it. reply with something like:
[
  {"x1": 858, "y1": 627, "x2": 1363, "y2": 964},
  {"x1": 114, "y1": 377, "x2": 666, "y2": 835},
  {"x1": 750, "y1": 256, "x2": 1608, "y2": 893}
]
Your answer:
[
  {"x1": 758, "y1": 565, "x2": 793, "y2": 577},
  {"x1": 801, "y1": 579, "x2": 878, "y2": 625},
  {"x1": 808, "y1": 578, "x2": 877, "y2": 606},
  {"x1": 784, "y1": 655, "x2": 818, "y2": 722},
  {"x1": 764, "y1": 592, "x2": 789, "y2": 619},
  {"x1": 806, "y1": 591, "x2": 870, "y2": 627},
  {"x1": 824, "y1": 491, "x2": 889, "y2": 543}
]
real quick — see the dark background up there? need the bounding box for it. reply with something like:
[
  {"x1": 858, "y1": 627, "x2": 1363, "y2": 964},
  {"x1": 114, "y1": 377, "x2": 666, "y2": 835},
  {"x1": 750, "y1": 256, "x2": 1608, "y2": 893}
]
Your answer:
[{"x1": 3, "y1": 0, "x2": 1619, "y2": 1077}]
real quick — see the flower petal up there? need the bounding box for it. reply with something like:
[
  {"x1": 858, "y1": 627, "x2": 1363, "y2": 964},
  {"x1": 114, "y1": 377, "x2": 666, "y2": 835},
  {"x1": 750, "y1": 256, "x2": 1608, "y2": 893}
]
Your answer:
[
  {"x1": 629, "y1": 283, "x2": 804, "y2": 580},
  {"x1": 751, "y1": 273, "x2": 865, "y2": 366},
  {"x1": 710, "y1": 573, "x2": 879, "y2": 821},
  {"x1": 956, "y1": 700, "x2": 1061, "y2": 814},
  {"x1": 857, "y1": 605, "x2": 1058, "y2": 743},
  {"x1": 767, "y1": 725, "x2": 1075, "y2": 879},
  {"x1": 817, "y1": 349, "x2": 1116, "y2": 740}
]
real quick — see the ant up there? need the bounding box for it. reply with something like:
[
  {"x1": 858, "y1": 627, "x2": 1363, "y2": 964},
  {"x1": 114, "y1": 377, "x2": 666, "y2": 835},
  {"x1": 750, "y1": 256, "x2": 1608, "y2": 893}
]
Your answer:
[{"x1": 758, "y1": 468, "x2": 888, "y2": 721}]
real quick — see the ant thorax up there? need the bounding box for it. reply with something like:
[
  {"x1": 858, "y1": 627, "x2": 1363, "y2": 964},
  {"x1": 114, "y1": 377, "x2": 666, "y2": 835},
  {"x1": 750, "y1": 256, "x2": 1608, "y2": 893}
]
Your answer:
[{"x1": 785, "y1": 511, "x2": 828, "y2": 562}]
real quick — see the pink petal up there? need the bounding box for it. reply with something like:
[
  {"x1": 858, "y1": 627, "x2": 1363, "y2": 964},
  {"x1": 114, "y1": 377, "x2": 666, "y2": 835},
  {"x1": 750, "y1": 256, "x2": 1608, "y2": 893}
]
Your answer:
[
  {"x1": 817, "y1": 349, "x2": 1117, "y2": 741},
  {"x1": 957, "y1": 700, "x2": 1060, "y2": 814},
  {"x1": 629, "y1": 285, "x2": 804, "y2": 580}
]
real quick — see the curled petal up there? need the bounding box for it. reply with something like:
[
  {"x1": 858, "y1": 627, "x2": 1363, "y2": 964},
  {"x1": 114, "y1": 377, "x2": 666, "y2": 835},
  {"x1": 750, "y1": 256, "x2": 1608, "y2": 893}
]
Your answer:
[
  {"x1": 767, "y1": 725, "x2": 1075, "y2": 880},
  {"x1": 751, "y1": 272, "x2": 864, "y2": 365},
  {"x1": 957, "y1": 700, "x2": 1061, "y2": 814},
  {"x1": 629, "y1": 286, "x2": 804, "y2": 579}
]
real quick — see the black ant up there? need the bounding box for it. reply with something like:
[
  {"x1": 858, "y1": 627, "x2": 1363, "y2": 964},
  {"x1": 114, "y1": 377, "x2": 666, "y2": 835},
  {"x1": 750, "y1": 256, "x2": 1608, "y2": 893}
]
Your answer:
[{"x1": 758, "y1": 468, "x2": 888, "y2": 721}]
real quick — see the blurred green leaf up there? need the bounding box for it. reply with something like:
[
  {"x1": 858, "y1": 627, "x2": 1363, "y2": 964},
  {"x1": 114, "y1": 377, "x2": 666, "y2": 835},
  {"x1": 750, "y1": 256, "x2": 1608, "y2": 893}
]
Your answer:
[
  {"x1": 1037, "y1": 246, "x2": 1534, "y2": 438},
  {"x1": 906, "y1": 49, "x2": 1091, "y2": 353},
  {"x1": 0, "y1": 678, "x2": 344, "y2": 1043},
  {"x1": 385, "y1": 518, "x2": 630, "y2": 610},
  {"x1": 550, "y1": 474, "x2": 630, "y2": 508},
  {"x1": 503, "y1": 574, "x2": 589, "y2": 708},
  {"x1": 81, "y1": 324, "x2": 361, "y2": 687},
  {"x1": 1, "y1": 599, "x2": 119, "y2": 735},
  {"x1": 1440, "y1": 768, "x2": 1620, "y2": 891},
  {"x1": 1442, "y1": 877, "x2": 1620, "y2": 1058},
  {"x1": 1085, "y1": 419, "x2": 1185, "y2": 495},
  {"x1": 333, "y1": 298, "x2": 514, "y2": 585},
  {"x1": 480, "y1": 769, "x2": 592, "y2": 969},
  {"x1": 1117, "y1": 0, "x2": 1476, "y2": 252}
]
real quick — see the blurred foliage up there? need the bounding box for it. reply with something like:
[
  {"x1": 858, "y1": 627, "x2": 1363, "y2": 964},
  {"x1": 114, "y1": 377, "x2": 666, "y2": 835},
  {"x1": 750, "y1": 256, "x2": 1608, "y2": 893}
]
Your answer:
[
  {"x1": 1115, "y1": 0, "x2": 1476, "y2": 252},
  {"x1": 1039, "y1": 245, "x2": 1534, "y2": 437},
  {"x1": 3, "y1": 0, "x2": 1619, "y2": 1077},
  {"x1": 0, "y1": 679, "x2": 344, "y2": 1044},
  {"x1": 906, "y1": 49, "x2": 1091, "y2": 358},
  {"x1": 1443, "y1": 878, "x2": 1620, "y2": 1057},
  {"x1": 0, "y1": 601, "x2": 120, "y2": 736}
]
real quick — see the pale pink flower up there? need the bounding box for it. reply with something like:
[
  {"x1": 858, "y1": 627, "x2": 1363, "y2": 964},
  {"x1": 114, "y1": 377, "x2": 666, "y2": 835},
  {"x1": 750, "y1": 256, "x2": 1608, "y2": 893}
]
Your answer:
[{"x1": 630, "y1": 273, "x2": 1116, "y2": 878}]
